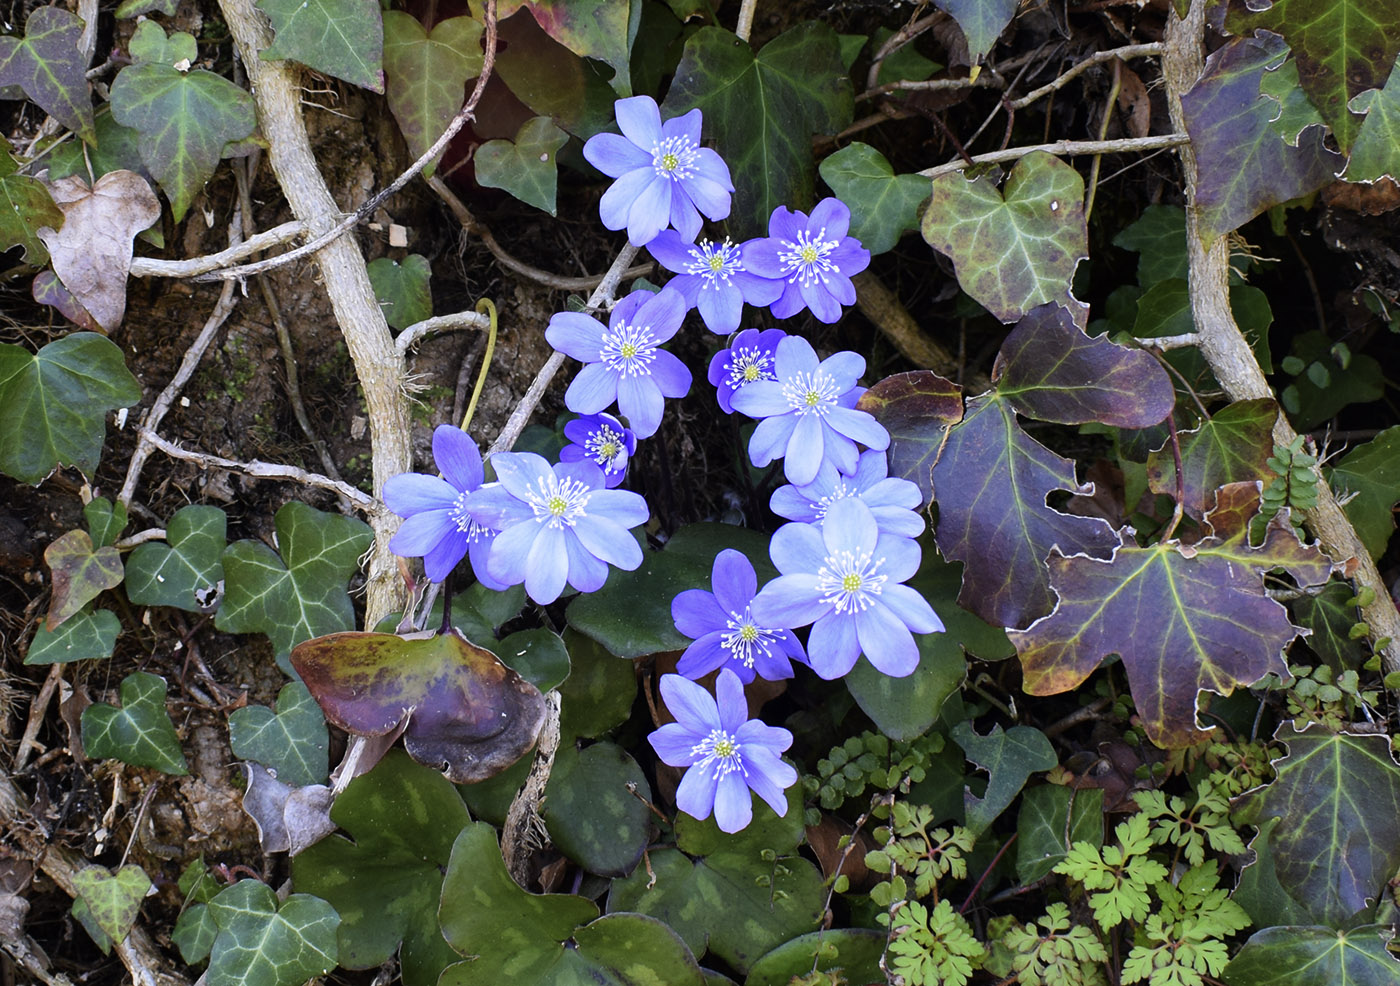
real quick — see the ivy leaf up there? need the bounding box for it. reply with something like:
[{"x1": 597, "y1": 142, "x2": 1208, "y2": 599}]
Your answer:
[
  {"x1": 71, "y1": 864, "x2": 151, "y2": 954},
  {"x1": 109, "y1": 24, "x2": 259, "y2": 221},
  {"x1": 922, "y1": 151, "x2": 1087, "y2": 323},
  {"x1": 1223, "y1": 925, "x2": 1400, "y2": 986},
  {"x1": 258, "y1": 0, "x2": 384, "y2": 92},
  {"x1": 382, "y1": 13, "x2": 483, "y2": 175},
  {"x1": 290, "y1": 629, "x2": 546, "y2": 782},
  {"x1": 0, "y1": 148, "x2": 63, "y2": 265},
  {"x1": 125, "y1": 504, "x2": 227, "y2": 612},
  {"x1": 1015, "y1": 785, "x2": 1104, "y2": 884},
  {"x1": 82, "y1": 671, "x2": 189, "y2": 774},
  {"x1": 1113, "y1": 204, "x2": 1189, "y2": 287},
  {"x1": 1347, "y1": 61, "x2": 1400, "y2": 181},
  {"x1": 1178, "y1": 33, "x2": 1341, "y2": 247},
  {"x1": 1236, "y1": 722, "x2": 1400, "y2": 928},
  {"x1": 857, "y1": 370, "x2": 964, "y2": 506},
  {"x1": 0, "y1": 6, "x2": 95, "y2": 142},
  {"x1": 931, "y1": 0, "x2": 1017, "y2": 64},
  {"x1": 128, "y1": 20, "x2": 197, "y2": 64},
  {"x1": 1146, "y1": 399, "x2": 1279, "y2": 520},
  {"x1": 292, "y1": 750, "x2": 469, "y2": 986},
  {"x1": 45, "y1": 529, "x2": 123, "y2": 630},
  {"x1": 48, "y1": 110, "x2": 148, "y2": 185},
  {"x1": 663, "y1": 22, "x2": 853, "y2": 238},
  {"x1": 1012, "y1": 483, "x2": 1335, "y2": 748},
  {"x1": 509, "y1": 0, "x2": 638, "y2": 96},
  {"x1": 172, "y1": 904, "x2": 219, "y2": 963},
  {"x1": 490, "y1": 10, "x2": 616, "y2": 138},
  {"x1": 1328, "y1": 425, "x2": 1400, "y2": 559},
  {"x1": 1233, "y1": 815, "x2": 1315, "y2": 928},
  {"x1": 85, "y1": 497, "x2": 127, "y2": 548},
  {"x1": 0, "y1": 332, "x2": 141, "y2": 484},
  {"x1": 474, "y1": 116, "x2": 568, "y2": 216},
  {"x1": 205, "y1": 880, "x2": 340, "y2": 986},
  {"x1": 26, "y1": 607, "x2": 120, "y2": 664},
  {"x1": 215, "y1": 501, "x2": 371, "y2": 670},
  {"x1": 817, "y1": 142, "x2": 928, "y2": 255},
  {"x1": 229, "y1": 682, "x2": 328, "y2": 787},
  {"x1": 744, "y1": 930, "x2": 888, "y2": 986},
  {"x1": 950, "y1": 722, "x2": 1057, "y2": 835},
  {"x1": 367, "y1": 254, "x2": 432, "y2": 330}
]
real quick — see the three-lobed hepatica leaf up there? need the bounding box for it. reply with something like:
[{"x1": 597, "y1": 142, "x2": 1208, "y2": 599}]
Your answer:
[
  {"x1": 366, "y1": 253, "x2": 432, "y2": 330},
  {"x1": 1178, "y1": 32, "x2": 1341, "y2": 248},
  {"x1": 290, "y1": 628, "x2": 546, "y2": 782},
  {"x1": 198, "y1": 879, "x2": 339, "y2": 986},
  {"x1": 498, "y1": 0, "x2": 639, "y2": 96},
  {"x1": 1347, "y1": 60, "x2": 1400, "y2": 182},
  {"x1": 71, "y1": 864, "x2": 152, "y2": 954},
  {"x1": 109, "y1": 22, "x2": 258, "y2": 222},
  {"x1": 0, "y1": 6, "x2": 96, "y2": 142},
  {"x1": 0, "y1": 148, "x2": 64, "y2": 265},
  {"x1": 1011, "y1": 483, "x2": 1335, "y2": 749},
  {"x1": 950, "y1": 722, "x2": 1057, "y2": 836},
  {"x1": 1235, "y1": 722, "x2": 1400, "y2": 928},
  {"x1": 126, "y1": 504, "x2": 227, "y2": 612},
  {"x1": 0, "y1": 332, "x2": 141, "y2": 485},
  {"x1": 215, "y1": 500, "x2": 371, "y2": 671},
  {"x1": 922, "y1": 151, "x2": 1087, "y2": 324},
  {"x1": 82, "y1": 671, "x2": 189, "y2": 774},
  {"x1": 474, "y1": 115, "x2": 569, "y2": 216},
  {"x1": 818, "y1": 143, "x2": 929, "y2": 255},
  {"x1": 1146, "y1": 399, "x2": 1279, "y2": 520},
  {"x1": 931, "y1": 0, "x2": 1018, "y2": 65},
  {"x1": 229, "y1": 682, "x2": 328, "y2": 787},
  {"x1": 1223, "y1": 925, "x2": 1400, "y2": 986},
  {"x1": 1329, "y1": 425, "x2": 1400, "y2": 559},
  {"x1": 856, "y1": 370, "x2": 965, "y2": 506},
  {"x1": 663, "y1": 22, "x2": 853, "y2": 238},
  {"x1": 258, "y1": 0, "x2": 385, "y2": 92},
  {"x1": 45, "y1": 529, "x2": 123, "y2": 630},
  {"x1": 382, "y1": 12, "x2": 483, "y2": 175}
]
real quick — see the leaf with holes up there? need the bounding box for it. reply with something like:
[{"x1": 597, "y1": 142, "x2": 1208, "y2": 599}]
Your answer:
[
  {"x1": 229, "y1": 682, "x2": 328, "y2": 787},
  {"x1": 856, "y1": 370, "x2": 963, "y2": 507},
  {"x1": 951, "y1": 722, "x2": 1057, "y2": 835},
  {"x1": 818, "y1": 142, "x2": 929, "y2": 255},
  {"x1": 662, "y1": 22, "x2": 852, "y2": 238},
  {"x1": 1223, "y1": 925, "x2": 1400, "y2": 986},
  {"x1": 1011, "y1": 484, "x2": 1334, "y2": 748},
  {"x1": 1328, "y1": 425, "x2": 1400, "y2": 559},
  {"x1": 367, "y1": 254, "x2": 432, "y2": 330},
  {"x1": 45, "y1": 529, "x2": 123, "y2": 630},
  {"x1": 922, "y1": 151, "x2": 1087, "y2": 323},
  {"x1": 1348, "y1": 61, "x2": 1400, "y2": 181},
  {"x1": 0, "y1": 6, "x2": 95, "y2": 141},
  {"x1": 26, "y1": 607, "x2": 120, "y2": 664},
  {"x1": 126, "y1": 504, "x2": 227, "y2": 612},
  {"x1": 216, "y1": 501, "x2": 371, "y2": 670},
  {"x1": 382, "y1": 13, "x2": 483, "y2": 175},
  {"x1": 259, "y1": 0, "x2": 384, "y2": 91},
  {"x1": 0, "y1": 148, "x2": 63, "y2": 265},
  {"x1": 475, "y1": 115, "x2": 568, "y2": 215},
  {"x1": 72, "y1": 865, "x2": 151, "y2": 954},
  {"x1": 1179, "y1": 33, "x2": 1341, "y2": 247},
  {"x1": 0, "y1": 332, "x2": 141, "y2": 484},
  {"x1": 205, "y1": 880, "x2": 339, "y2": 986},
  {"x1": 1146, "y1": 399, "x2": 1278, "y2": 520},
  {"x1": 511, "y1": 0, "x2": 638, "y2": 96},
  {"x1": 291, "y1": 629, "x2": 545, "y2": 782},
  {"x1": 83, "y1": 671, "x2": 188, "y2": 774},
  {"x1": 931, "y1": 0, "x2": 1017, "y2": 64}
]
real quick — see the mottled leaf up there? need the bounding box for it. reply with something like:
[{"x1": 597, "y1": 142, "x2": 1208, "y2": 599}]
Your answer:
[
  {"x1": 229, "y1": 682, "x2": 328, "y2": 787},
  {"x1": 931, "y1": 0, "x2": 1017, "y2": 63},
  {"x1": 292, "y1": 750, "x2": 469, "y2": 986},
  {"x1": 26, "y1": 606, "x2": 120, "y2": 664},
  {"x1": 367, "y1": 254, "x2": 431, "y2": 330},
  {"x1": 205, "y1": 880, "x2": 339, "y2": 986},
  {"x1": 744, "y1": 929, "x2": 888, "y2": 986},
  {"x1": 1113, "y1": 203, "x2": 1188, "y2": 286},
  {"x1": 0, "y1": 148, "x2": 63, "y2": 265},
  {"x1": 930, "y1": 392, "x2": 1119, "y2": 629},
  {"x1": 82, "y1": 671, "x2": 188, "y2": 774},
  {"x1": 1348, "y1": 60, "x2": 1400, "y2": 181},
  {"x1": 1015, "y1": 785, "x2": 1104, "y2": 884},
  {"x1": 125, "y1": 504, "x2": 227, "y2": 612},
  {"x1": 72, "y1": 864, "x2": 151, "y2": 954},
  {"x1": 291, "y1": 629, "x2": 545, "y2": 783},
  {"x1": 31, "y1": 267, "x2": 99, "y2": 330},
  {"x1": 515, "y1": 0, "x2": 638, "y2": 96},
  {"x1": 950, "y1": 722, "x2": 1057, "y2": 835},
  {"x1": 1328, "y1": 425, "x2": 1400, "y2": 559},
  {"x1": 663, "y1": 22, "x2": 853, "y2": 238},
  {"x1": 922, "y1": 151, "x2": 1087, "y2": 323},
  {"x1": 1146, "y1": 399, "x2": 1278, "y2": 520},
  {"x1": 541, "y1": 742, "x2": 650, "y2": 877},
  {"x1": 1012, "y1": 484, "x2": 1335, "y2": 748},
  {"x1": 48, "y1": 110, "x2": 148, "y2": 185},
  {"x1": 488, "y1": 628, "x2": 570, "y2": 692},
  {"x1": 45, "y1": 529, "x2": 123, "y2": 630},
  {"x1": 115, "y1": 0, "x2": 180, "y2": 17},
  {"x1": 558, "y1": 628, "x2": 636, "y2": 740},
  {"x1": 0, "y1": 6, "x2": 95, "y2": 141},
  {"x1": 1178, "y1": 33, "x2": 1342, "y2": 247},
  {"x1": 259, "y1": 0, "x2": 384, "y2": 91},
  {"x1": 1225, "y1": 925, "x2": 1400, "y2": 986},
  {"x1": 856, "y1": 370, "x2": 964, "y2": 507},
  {"x1": 818, "y1": 142, "x2": 928, "y2": 255},
  {"x1": 382, "y1": 13, "x2": 483, "y2": 175},
  {"x1": 474, "y1": 115, "x2": 568, "y2": 216},
  {"x1": 606, "y1": 849, "x2": 708, "y2": 957}
]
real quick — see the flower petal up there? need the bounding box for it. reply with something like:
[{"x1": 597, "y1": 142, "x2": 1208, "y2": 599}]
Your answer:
[
  {"x1": 822, "y1": 498, "x2": 879, "y2": 556},
  {"x1": 676, "y1": 631, "x2": 731, "y2": 679},
  {"x1": 690, "y1": 147, "x2": 733, "y2": 192},
  {"x1": 564, "y1": 530, "x2": 610, "y2": 593},
  {"x1": 422, "y1": 530, "x2": 469, "y2": 582},
  {"x1": 684, "y1": 172, "x2": 732, "y2": 221},
  {"x1": 486, "y1": 520, "x2": 538, "y2": 587},
  {"x1": 676, "y1": 760, "x2": 718, "y2": 821},
  {"x1": 614, "y1": 94, "x2": 662, "y2": 148},
  {"x1": 648, "y1": 350, "x2": 693, "y2": 399},
  {"x1": 587, "y1": 488, "x2": 651, "y2": 529},
  {"x1": 382, "y1": 473, "x2": 459, "y2": 516},
  {"x1": 800, "y1": 279, "x2": 842, "y2": 323},
  {"x1": 826, "y1": 405, "x2": 891, "y2": 450},
  {"x1": 491, "y1": 452, "x2": 554, "y2": 501},
  {"x1": 462, "y1": 483, "x2": 532, "y2": 530},
  {"x1": 783, "y1": 413, "x2": 825, "y2": 485},
  {"x1": 819, "y1": 350, "x2": 866, "y2": 388},
  {"x1": 741, "y1": 237, "x2": 785, "y2": 277},
  {"x1": 599, "y1": 168, "x2": 658, "y2": 232},
  {"x1": 855, "y1": 604, "x2": 919, "y2": 677},
  {"x1": 668, "y1": 189, "x2": 702, "y2": 242},
  {"x1": 583, "y1": 132, "x2": 651, "y2": 177},
  {"x1": 546, "y1": 312, "x2": 606, "y2": 361},
  {"x1": 746, "y1": 414, "x2": 795, "y2": 467},
  {"x1": 730, "y1": 380, "x2": 789, "y2": 418},
  {"x1": 743, "y1": 747, "x2": 796, "y2": 816},
  {"x1": 697, "y1": 282, "x2": 742, "y2": 334},
  {"x1": 637, "y1": 287, "x2": 688, "y2": 342},
  {"x1": 649, "y1": 722, "x2": 702, "y2": 766},
  {"x1": 733, "y1": 269, "x2": 784, "y2": 306},
  {"x1": 573, "y1": 514, "x2": 643, "y2": 570},
  {"x1": 751, "y1": 573, "x2": 826, "y2": 629},
  {"x1": 661, "y1": 107, "x2": 701, "y2": 146},
  {"x1": 881, "y1": 583, "x2": 945, "y2": 634},
  {"x1": 646, "y1": 229, "x2": 697, "y2": 273},
  {"x1": 618, "y1": 374, "x2": 665, "y2": 438},
  {"x1": 660, "y1": 673, "x2": 722, "y2": 731},
  {"x1": 713, "y1": 769, "x2": 753, "y2": 833},
  {"x1": 715, "y1": 668, "x2": 748, "y2": 732},
  {"x1": 806, "y1": 613, "x2": 861, "y2": 679},
  {"x1": 711, "y1": 549, "x2": 757, "y2": 612},
  {"x1": 769, "y1": 282, "x2": 805, "y2": 319},
  {"x1": 524, "y1": 524, "x2": 570, "y2": 604},
  {"x1": 769, "y1": 519, "x2": 827, "y2": 574},
  {"x1": 673, "y1": 587, "x2": 727, "y2": 638},
  {"x1": 767, "y1": 206, "x2": 806, "y2": 241},
  {"x1": 809, "y1": 197, "x2": 851, "y2": 240},
  {"x1": 432, "y1": 425, "x2": 483, "y2": 492},
  {"x1": 565, "y1": 362, "x2": 620, "y2": 416},
  {"x1": 627, "y1": 173, "x2": 673, "y2": 247},
  {"x1": 389, "y1": 510, "x2": 455, "y2": 556}
]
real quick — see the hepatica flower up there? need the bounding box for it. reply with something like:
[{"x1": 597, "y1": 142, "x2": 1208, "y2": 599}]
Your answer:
[
  {"x1": 731, "y1": 334, "x2": 890, "y2": 485},
  {"x1": 752, "y1": 498, "x2": 943, "y2": 679},
  {"x1": 672, "y1": 549, "x2": 807, "y2": 683},
  {"x1": 546, "y1": 286, "x2": 692, "y2": 439},
  {"x1": 560, "y1": 412, "x2": 636, "y2": 489},
  {"x1": 382, "y1": 424, "x2": 501, "y2": 586},
  {"x1": 746, "y1": 198, "x2": 870, "y2": 323},
  {"x1": 463, "y1": 452, "x2": 648, "y2": 605},
  {"x1": 771, "y1": 450, "x2": 925, "y2": 539},
  {"x1": 647, "y1": 230, "x2": 782, "y2": 334},
  {"x1": 648, "y1": 669, "x2": 798, "y2": 833},
  {"x1": 583, "y1": 95, "x2": 734, "y2": 247},
  {"x1": 707, "y1": 327, "x2": 785, "y2": 415}
]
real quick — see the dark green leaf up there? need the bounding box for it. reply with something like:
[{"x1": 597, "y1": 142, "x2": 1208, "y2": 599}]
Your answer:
[
  {"x1": 743, "y1": 929, "x2": 887, "y2": 986},
  {"x1": 950, "y1": 722, "x2": 1056, "y2": 835},
  {"x1": 542, "y1": 741, "x2": 651, "y2": 876},
  {"x1": 82, "y1": 671, "x2": 189, "y2": 774},
  {"x1": 172, "y1": 904, "x2": 218, "y2": 964},
  {"x1": 818, "y1": 142, "x2": 928, "y2": 255},
  {"x1": 205, "y1": 880, "x2": 340, "y2": 986},
  {"x1": 490, "y1": 8, "x2": 616, "y2": 138},
  {"x1": 382, "y1": 13, "x2": 483, "y2": 175},
  {"x1": 474, "y1": 115, "x2": 568, "y2": 215},
  {"x1": 125, "y1": 505, "x2": 227, "y2": 612},
  {"x1": 367, "y1": 254, "x2": 432, "y2": 330},
  {"x1": 488, "y1": 628, "x2": 570, "y2": 692},
  {"x1": 229, "y1": 682, "x2": 328, "y2": 787},
  {"x1": 1015, "y1": 784, "x2": 1104, "y2": 884},
  {"x1": 0, "y1": 6, "x2": 95, "y2": 141},
  {"x1": 259, "y1": 0, "x2": 384, "y2": 91},
  {"x1": 1232, "y1": 815, "x2": 1314, "y2": 928},
  {"x1": 512, "y1": 0, "x2": 639, "y2": 96},
  {"x1": 44, "y1": 529, "x2": 123, "y2": 630},
  {"x1": 675, "y1": 783, "x2": 806, "y2": 859},
  {"x1": 1146, "y1": 399, "x2": 1278, "y2": 520},
  {"x1": 1112, "y1": 204, "x2": 1188, "y2": 287},
  {"x1": 606, "y1": 848, "x2": 710, "y2": 957},
  {"x1": 84, "y1": 498, "x2": 127, "y2": 548},
  {"x1": 1348, "y1": 60, "x2": 1400, "y2": 181},
  {"x1": 0, "y1": 147, "x2": 63, "y2": 265},
  {"x1": 856, "y1": 370, "x2": 964, "y2": 506},
  {"x1": 931, "y1": 0, "x2": 1017, "y2": 63},
  {"x1": 48, "y1": 110, "x2": 148, "y2": 184},
  {"x1": 558, "y1": 628, "x2": 636, "y2": 740},
  {"x1": 846, "y1": 630, "x2": 964, "y2": 742},
  {"x1": 1279, "y1": 329, "x2": 1384, "y2": 430},
  {"x1": 26, "y1": 606, "x2": 120, "y2": 664},
  {"x1": 1292, "y1": 582, "x2": 1373, "y2": 670},
  {"x1": 1223, "y1": 925, "x2": 1400, "y2": 986},
  {"x1": 1329, "y1": 425, "x2": 1400, "y2": 559}
]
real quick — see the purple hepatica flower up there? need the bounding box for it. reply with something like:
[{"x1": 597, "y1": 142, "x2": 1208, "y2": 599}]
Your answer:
[
  {"x1": 752, "y1": 498, "x2": 943, "y2": 680},
  {"x1": 546, "y1": 286, "x2": 693, "y2": 439},
  {"x1": 707, "y1": 327, "x2": 785, "y2": 415},
  {"x1": 647, "y1": 230, "x2": 782, "y2": 334},
  {"x1": 672, "y1": 549, "x2": 808, "y2": 683},
  {"x1": 382, "y1": 424, "x2": 503, "y2": 587},
  {"x1": 745, "y1": 198, "x2": 871, "y2": 323},
  {"x1": 583, "y1": 95, "x2": 734, "y2": 247},
  {"x1": 730, "y1": 334, "x2": 890, "y2": 485},
  {"x1": 463, "y1": 452, "x2": 648, "y2": 605},
  {"x1": 648, "y1": 669, "x2": 798, "y2": 833},
  {"x1": 770, "y1": 450, "x2": 925, "y2": 539},
  {"x1": 560, "y1": 412, "x2": 636, "y2": 489}
]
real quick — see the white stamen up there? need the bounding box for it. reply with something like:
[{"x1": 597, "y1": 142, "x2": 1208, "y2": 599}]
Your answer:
[
  {"x1": 726, "y1": 345, "x2": 776, "y2": 389},
  {"x1": 816, "y1": 549, "x2": 888, "y2": 614},
  {"x1": 652, "y1": 134, "x2": 699, "y2": 182},
  {"x1": 721, "y1": 606, "x2": 781, "y2": 669},
  {"x1": 781, "y1": 369, "x2": 840, "y2": 417},
  {"x1": 777, "y1": 226, "x2": 841, "y2": 288},
  {"x1": 450, "y1": 490, "x2": 492, "y2": 542},
  {"x1": 684, "y1": 238, "x2": 744, "y2": 292},
  {"x1": 689, "y1": 727, "x2": 747, "y2": 777},
  {"x1": 523, "y1": 475, "x2": 592, "y2": 530},
  {"x1": 600, "y1": 322, "x2": 660, "y2": 377}
]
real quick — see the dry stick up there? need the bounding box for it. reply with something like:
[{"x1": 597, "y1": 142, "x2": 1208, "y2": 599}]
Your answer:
[
  {"x1": 865, "y1": 10, "x2": 940, "y2": 92},
  {"x1": 395, "y1": 310, "x2": 492, "y2": 356},
  {"x1": 1006, "y1": 42, "x2": 1163, "y2": 111},
  {"x1": 129, "y1": 221, "x2": 307, "y2": 278},
  {"x1": 1083, "y1": 58, "x2": 1122, "y2": 220},
  {"x1": 735, "y1": 0, "x2": 758, "y2": 42},
  {"x1": 918, "y1": 133, "x2": 1188, "y2": 179},
  {"x1": 1163, "y1": 0, "x2": 1400, "y2": 678},
  {"x1": 13, "y1": 664, "x2": 63, "y2": 772}
]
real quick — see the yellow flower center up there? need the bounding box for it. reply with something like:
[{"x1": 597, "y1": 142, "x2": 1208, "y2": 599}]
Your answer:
[
  {"x1": 712, "y1": 736, "x2": 737, "y2": 758},
  {"x1": 739, "y1": 624, "x2": 759, "y2": 643},
  {"x1": 800, "y1": 244, "x2": 819, "y2": 263},
  {"x1": 804, "y1": 389, "x2": 822, "y2": 407},
  {"x1": 620, "y1": 342, "x2": 638, "y2": 359},
  {"x1": 743, "y1": 364, "x2": 761, "y2": 382},
  {"x1": 547, "y1": 495, "x2": 569, "y2": 516},
  {"x1": 661, "y1": 152, "x2": 679, "y2": 171},
  {"x1": 842, "y1": 573, "x2": 862, "y2": 592}
]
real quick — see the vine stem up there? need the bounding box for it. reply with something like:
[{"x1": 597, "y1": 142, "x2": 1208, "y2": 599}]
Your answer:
[
  {"x1": 918, "y1": 134, "x2": 1187, "y2": 180},
  {"x1": 735, "y1": 0, "x2": 758, "y2": 42}
]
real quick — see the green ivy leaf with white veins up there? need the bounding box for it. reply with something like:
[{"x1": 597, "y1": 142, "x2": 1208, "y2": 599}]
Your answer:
[
  {"x1": 475, "y1": 116, "x2": 569, "y2": 216},
  {"x1": 259, "y1": 0, "x2": 385, "y2": 92},
  {"x1": 82, "y1": 671, "x2": 189, "y2": 774},
  {"x1": 229, "y1": 682, "x2": 329, "y2": 787},
  {"x1": 205, "y1": 880, "x2": 340, "y2": 986}
]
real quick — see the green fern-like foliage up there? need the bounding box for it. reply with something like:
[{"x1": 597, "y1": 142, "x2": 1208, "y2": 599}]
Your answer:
[
  {"x1": 1133, "y1": 779, "x2": 1246, "y2": 867},
  {"x1": 866, "y1": 803, "x2": 974, "y2": 903},
  {"x1": 1256, "y1": 435, "x2": 1319, "y2": 537},
  {"x1": 1120, "y1": 864, "x2": 1250, "y2": 985},
  {"x1": 986, "y1": 903, "x2": 1109, "y2": 986},
  {"x1": 1054, "y1": 814, "x2": 1168, "y2": 929},
  {"x1": 885, "y1": 899, "x2": 986, "y2": 986},
  {"x1": 1284, "y1": 662, "x2": 1381, "y2": 730}
]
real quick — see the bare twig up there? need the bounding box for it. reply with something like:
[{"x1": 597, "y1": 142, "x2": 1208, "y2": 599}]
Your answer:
[
  {"x1": 1136, "y1": 332, "x2": 1200, "y2": 351},
  {"x1": 865, "y1": 11, "x2": 940, "y2": 92},
  {"x1": 14, "y1": 665, "x2": 63, "y2": 771},
  {"x1": 501, "y1": 691, "x2": 561, "y2": 885},
  {"x1": 734, "y1": 0, "x2": 758, "y2": 42},
  {"x1": 918, "y1": 133, "x2": 1189, "y2": 180},
  {"x1": 859, "y1": 73, "x2": 1002, "y2": 101},
  {"x1": 395, "y1": 310, "x2": 492, "y2": 356},
  {"x1": 1007, "y1": 42, "x2": 1163, "y2": 110},
  {"x1": 114, "y1": 528, "x2": 167, "y2": 550},
  {"x1": 128, "y1": 221, "x2": 306, "y2": 278}
]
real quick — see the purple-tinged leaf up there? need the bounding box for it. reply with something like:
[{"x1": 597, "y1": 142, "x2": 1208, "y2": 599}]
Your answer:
[
  {"x1": 31, "y1": 269, "x2": 100, "y2": 331},
  {"x1": 45, "y1": 529, "x2": 123, "y2": 630},
  {"x1": 1224, "y1": 924, "x2": 1400, "y2": 986},
  {"x1": 856, "y1": 370, "x2": 964, "y2": 507},
  {"x1": 1146, "y1": 399, "x2": 1278, "y2": 520},
  {"x1": 508, "y1": 0, "x2": 637, "y2": 96},
  {"x1": 382, "y1": 13, "x2": 483, "y2": 176},
  {"x1": 0, "y1": 7, "x2": 96, "y2": 142}
]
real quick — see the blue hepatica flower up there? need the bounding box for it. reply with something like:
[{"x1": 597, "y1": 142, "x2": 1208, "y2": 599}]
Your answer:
[
  {"x1": 382, "y1": 424, "x2": 503, "y2": 586},
  {"x1": 583, "y1": 95, "x2": 734, "y2": 247},
  {"x1": 647, "y1": 231, "x2": 782, "y2": 334},
  {"x1": 648, "y1": 668, "x2": 798, "y2": 833},
  {"x1": 730, "y1": 334, "x2": 890, "y2": 485},
  {"x1": 770, "y1": 450, "x2": 926, "y2": 539},
  {"x1": 745, "y1": 198, "x2": 871, "y2": 323},
  {"x1": 707, "y1": 327, "x2": 785, "y2": 415},
  {"x1": 752, "y1": 498, "x2": 943, "y2": 679},
  {"x1": 672, "y1": 549, "x2": 808, "y2": 683},
  {"x1": 463, "y1": 452, "x2": 648, "y2": 605},
  {"x1": 560, "y1": 412, "x2": 636, "y2": 489},
  {"x1": 546, "y1": 286, "x2": 693, "y2": 439}
]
